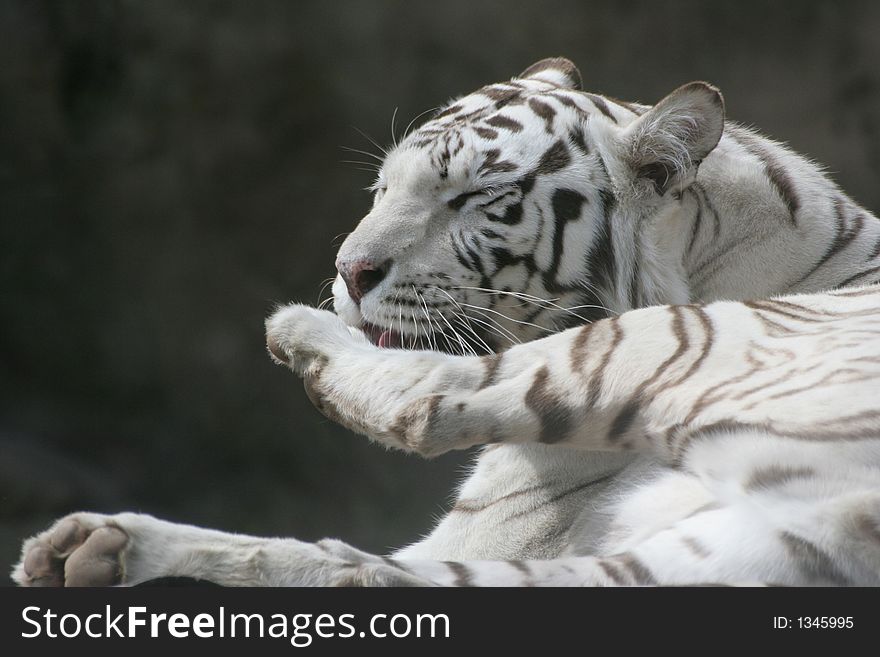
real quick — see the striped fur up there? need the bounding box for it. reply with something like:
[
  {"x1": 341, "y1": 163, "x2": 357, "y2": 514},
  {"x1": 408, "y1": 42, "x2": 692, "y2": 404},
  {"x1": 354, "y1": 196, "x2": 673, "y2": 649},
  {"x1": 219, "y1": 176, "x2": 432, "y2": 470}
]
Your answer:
[{"x1": 15, "y1": 58, "x2": 880, "y2": 587}]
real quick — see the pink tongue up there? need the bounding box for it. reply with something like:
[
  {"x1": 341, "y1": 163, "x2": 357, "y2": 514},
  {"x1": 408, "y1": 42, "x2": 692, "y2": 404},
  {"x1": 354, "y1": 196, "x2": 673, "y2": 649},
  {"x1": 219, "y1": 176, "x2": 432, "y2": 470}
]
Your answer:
[{"x1": 378, "y1": 329, "x2": 401, "y2": 349}]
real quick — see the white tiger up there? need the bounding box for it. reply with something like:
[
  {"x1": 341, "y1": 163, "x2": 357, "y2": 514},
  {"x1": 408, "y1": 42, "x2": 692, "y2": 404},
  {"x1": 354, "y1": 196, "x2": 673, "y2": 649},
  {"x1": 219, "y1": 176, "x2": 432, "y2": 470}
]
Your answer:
[{"x1": 14, "y1": 58, "x2": 880, "y2": 587}]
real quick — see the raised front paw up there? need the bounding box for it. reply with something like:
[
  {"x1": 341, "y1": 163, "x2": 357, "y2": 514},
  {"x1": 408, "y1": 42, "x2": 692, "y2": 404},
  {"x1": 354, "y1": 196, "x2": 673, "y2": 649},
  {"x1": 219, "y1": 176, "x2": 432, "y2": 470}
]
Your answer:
[
  {"x1": 265, "y1": 303, "x2": 368, "y2": 376},
  {"x1": 13, "y1": 513, "x2": 131, "y2": 587}
]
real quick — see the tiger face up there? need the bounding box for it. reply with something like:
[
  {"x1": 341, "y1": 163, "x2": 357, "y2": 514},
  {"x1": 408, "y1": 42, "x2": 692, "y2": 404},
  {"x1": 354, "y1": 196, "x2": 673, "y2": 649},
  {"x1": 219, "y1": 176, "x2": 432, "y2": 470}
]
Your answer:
[{"x1": 333, "y1": 58, "x2": 724, "y2": 354}]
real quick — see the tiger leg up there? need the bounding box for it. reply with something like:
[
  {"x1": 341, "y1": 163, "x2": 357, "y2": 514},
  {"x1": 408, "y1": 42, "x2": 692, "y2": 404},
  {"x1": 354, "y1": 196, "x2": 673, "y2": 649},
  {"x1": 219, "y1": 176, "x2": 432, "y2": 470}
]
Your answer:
[
  {"x1": 13, "y1": 512, "x2": 433, "y2": 587},
  {"x1": 264, "y1": 302, "x2": 687, "y2": 456},
  {"x1": 4, "y1": 505, "x2": 778, "y2": 586},
  {"x1": 266, "y1": 292, "x2": 879, "y2": 460},
  {"x1": 18, "y1": 471, "x2": 878, "y2": 586},
  {"x1": 12, "y1": 509, "x2": 627, "y2": 586},
  {"x1": 264, "y1": 302, "x2": 711, "y2": 457}
]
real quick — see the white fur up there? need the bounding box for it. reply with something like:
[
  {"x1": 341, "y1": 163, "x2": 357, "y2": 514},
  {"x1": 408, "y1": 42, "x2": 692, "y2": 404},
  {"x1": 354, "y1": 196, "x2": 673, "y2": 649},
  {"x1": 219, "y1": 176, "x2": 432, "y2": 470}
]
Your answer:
[{"x1": 14, "y1": 60, "x2": 880, "y2": 587}]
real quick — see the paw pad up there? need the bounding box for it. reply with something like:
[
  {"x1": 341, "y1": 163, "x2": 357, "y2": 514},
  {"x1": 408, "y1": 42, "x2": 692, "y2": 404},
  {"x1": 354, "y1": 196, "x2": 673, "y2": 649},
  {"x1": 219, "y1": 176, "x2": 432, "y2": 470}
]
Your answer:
[{"x1": 17, "y1": 517, "x2": 129, "y2": 587}]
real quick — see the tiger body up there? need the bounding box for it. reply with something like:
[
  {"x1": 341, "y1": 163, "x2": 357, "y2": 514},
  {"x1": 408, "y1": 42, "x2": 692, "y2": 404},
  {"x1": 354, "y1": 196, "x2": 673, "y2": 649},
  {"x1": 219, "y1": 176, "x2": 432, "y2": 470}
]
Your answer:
[{"x1": 14, "y1": 58, "x2": 880, "y2": 587}]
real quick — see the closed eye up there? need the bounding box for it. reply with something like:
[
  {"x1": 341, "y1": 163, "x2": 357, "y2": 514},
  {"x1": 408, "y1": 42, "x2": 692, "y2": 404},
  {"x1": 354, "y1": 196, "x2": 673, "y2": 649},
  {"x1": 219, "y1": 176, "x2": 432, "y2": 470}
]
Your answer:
[
  {"x1": 447, "y1": 184, "x2": 516, "y2": 211},
  {"x1": 447, "y1": 189, "x2": 486, "y2": 211}
]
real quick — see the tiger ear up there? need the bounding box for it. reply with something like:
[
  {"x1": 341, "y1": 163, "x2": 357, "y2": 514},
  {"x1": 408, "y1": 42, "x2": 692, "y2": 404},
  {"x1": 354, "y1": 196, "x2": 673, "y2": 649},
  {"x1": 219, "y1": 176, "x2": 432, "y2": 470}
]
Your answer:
[
  {"x1": 621, "y1": 82, "x2": 725, "y2": 195},
  {"x1": 518, "y1": 57, "x2": 582, "y2": 90}
]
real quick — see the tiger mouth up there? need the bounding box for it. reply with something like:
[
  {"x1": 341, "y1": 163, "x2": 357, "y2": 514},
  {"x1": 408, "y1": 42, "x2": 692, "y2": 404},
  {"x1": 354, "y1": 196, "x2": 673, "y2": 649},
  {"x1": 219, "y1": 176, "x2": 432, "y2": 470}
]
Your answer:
[
  {"x1": 361, "y1": 322, "x2": 404, "y2": 349},
  {"x1": 360, "y1": 321, "x2": 495, "y2": 355}
]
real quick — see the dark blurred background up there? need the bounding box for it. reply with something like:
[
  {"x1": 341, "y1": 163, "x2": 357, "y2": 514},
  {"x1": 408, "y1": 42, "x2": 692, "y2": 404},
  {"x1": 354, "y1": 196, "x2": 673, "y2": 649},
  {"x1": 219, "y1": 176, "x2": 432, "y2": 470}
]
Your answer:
[{"x1": 1, "y1": 0, "x2": 878, "y2": 582}]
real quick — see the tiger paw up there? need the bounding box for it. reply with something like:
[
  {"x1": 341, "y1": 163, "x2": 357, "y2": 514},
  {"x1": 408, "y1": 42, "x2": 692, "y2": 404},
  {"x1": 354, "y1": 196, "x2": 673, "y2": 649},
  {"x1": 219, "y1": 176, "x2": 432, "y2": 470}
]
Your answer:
[
  {"x1": 14, "y1": 513, "x2": 130, "y2": 587},
  {"x1": 265, "y1": 303, "x2": 368, "y2": 376}
]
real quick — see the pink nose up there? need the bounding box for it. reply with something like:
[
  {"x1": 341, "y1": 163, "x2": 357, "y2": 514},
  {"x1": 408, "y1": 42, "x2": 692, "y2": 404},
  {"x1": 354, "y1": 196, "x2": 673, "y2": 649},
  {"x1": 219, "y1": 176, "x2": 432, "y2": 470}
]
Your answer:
[{"x1": 335, "y1": 258, "x2": 390, "y2": 304}]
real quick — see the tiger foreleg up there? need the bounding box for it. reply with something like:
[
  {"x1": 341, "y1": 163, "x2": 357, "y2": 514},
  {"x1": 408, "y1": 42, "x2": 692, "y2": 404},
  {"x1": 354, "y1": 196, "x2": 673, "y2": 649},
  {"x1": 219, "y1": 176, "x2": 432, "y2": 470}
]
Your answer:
[
  {"x1": 13, "y1": 512, "x2": 434, "y2": 587},
  {"x1": 266, "y1": 294, "x2": 879, "y2": 462},
  {"x1": 19, "y1": 496, "x2": 872, "y2": 586},
  {"x1": 12, "y1": 510, "x2": 641, "y2": 587},
  {"x1": 264, "y1": 303, "x2": 700, "y2": 458}
]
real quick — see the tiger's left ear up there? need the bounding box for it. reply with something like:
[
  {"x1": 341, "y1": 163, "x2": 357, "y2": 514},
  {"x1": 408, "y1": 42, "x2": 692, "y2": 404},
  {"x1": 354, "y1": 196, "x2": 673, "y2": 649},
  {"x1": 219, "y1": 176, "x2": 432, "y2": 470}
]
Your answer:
[
  {"x1": 518, "y1": 57, "x2": 582, "y2": 90},
  {"x1": 620, "y1": 82, "x2": 724, "y2": 195}
]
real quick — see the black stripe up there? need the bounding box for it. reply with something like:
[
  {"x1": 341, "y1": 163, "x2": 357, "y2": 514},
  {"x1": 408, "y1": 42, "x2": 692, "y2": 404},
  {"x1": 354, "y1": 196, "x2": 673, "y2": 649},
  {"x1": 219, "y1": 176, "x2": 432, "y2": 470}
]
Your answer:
[
  {"x1": 504, "y1": 473, "x2": 620, "y2": 522},
  {"x1": 489, "y1": 246, "x2": 536, "y2": 274},
  {"x1": 527, "y1": 97, "x2": 556, "y2": 132},
  {"x1": 607, "y1": 401, "x2": 640, "y2": 443},
  {"x1": 534, "y1": 139, "x2": 571, "y2": 175},
  {"x1": 478, "y1": 149, "x2": 518, "y2": 175},
  {"x1": 434, "y1": 104, "x2": 462, "y2": 119},
  {"x1": 444, "y1": 561, "x2": 475, "y2": 587},
  {"x1": 685, "y1": 187, "x2": 704, "y2": 256},
  {"x1": 580, "y1": 186, "x2": 616, "y2": 301},
  {"x1": 508, "y1": 560, "x2": 536, "y2": 586},
  {"x1": 598, "y1": 560, "x2": 627, "y2": 585},
  {"x1": 569, "y1": 125, "x2": 590, "y2": 155},
  {"x1": 667, "y1": 306, "x2": 715, "y2": 388},
  {"x1": 477, "y1": 191, "x2": 517, "y2": 211},
  {"x1": 615, "y1": 553, "x2": 656, "y2": 584},
  {"x1": 585, "y1": 93, "x2": 618, "y2": 123},
  {"x1": 584, "y1": 319, "x2": 624, "y2": 408},
  {"x1": 485, "y1": 114, "x2": 523, "y2": 132},
  {"x1": 837, "y1": 265, "x2": 880, "y2": 288},
  {"x1": 452, "y1": 239, "x2": 479, "y2": 273},
  {"x1": 542, "y1": 188, "x2": 587, "y2": 292},
  {"x1": 796, "y1": 197, "x2": 864, "y2": 285},
  {"x1": 525, "y1": 366, "x2": 574, "y2": 444},
  {"x1": 463, "y1": 241, "x2": 486, "y2": 275},
  {"x1": 448, "y1": 190, "x2": 485, "y2": 211},
  {"x1": 746, "y1": 465, "x2": 815, "y2": 491},
  {"x1": 779, "y1": 532, "x2": 850, "y2": 585},
  {"x1": 728, "y1": 127, "x2": 799, "y2": 225},
  {"x1": 485, "y1": 195, "x2": 524, "y2": 225},
  {"x1": 473, "y1": 126, "x2": 498, "y2": 140},
  {"x1": 628, "y1": 254, "x2": 641, "y2": 308},
  {"x1": 869, "y1": 235, "x2": 880, "y2": 260},
  {"x1": 478, "y1": 353, "x2": 504, "y2": 390}
]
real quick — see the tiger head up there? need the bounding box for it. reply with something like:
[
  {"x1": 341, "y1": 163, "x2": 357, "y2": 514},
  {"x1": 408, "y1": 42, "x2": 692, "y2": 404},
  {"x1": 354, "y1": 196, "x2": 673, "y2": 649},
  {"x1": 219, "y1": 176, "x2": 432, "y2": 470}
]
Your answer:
[{"x1": 333, "y1": 58, "x2": 724, "y2": 354}]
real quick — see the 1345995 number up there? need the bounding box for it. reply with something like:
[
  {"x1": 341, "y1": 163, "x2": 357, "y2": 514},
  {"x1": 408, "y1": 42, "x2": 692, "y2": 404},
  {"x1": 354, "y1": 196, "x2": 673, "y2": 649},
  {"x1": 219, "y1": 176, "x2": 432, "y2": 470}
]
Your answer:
[{"x1": 797, "y1": 617, "x2": 854, "y2": 629}]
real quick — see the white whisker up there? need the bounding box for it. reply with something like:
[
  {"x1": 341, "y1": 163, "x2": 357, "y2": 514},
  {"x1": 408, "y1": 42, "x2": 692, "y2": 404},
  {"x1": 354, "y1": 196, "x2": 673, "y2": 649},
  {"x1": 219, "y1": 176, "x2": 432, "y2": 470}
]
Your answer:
[
  {"x1": 433, "y1": 302, "x2": 475, "y2": 356},
  {"x1": 461, "y1": 310, "x2": 521, "y2": 347},
  {"x1": 454, "y1": 285, "x2": 617, "y2": 321},
  {"x1": 434, "y1": 287, "x2": 499, "y2": 353},
  {"x1": 351, "y1": 126, "x2": 388, "y2": 157},
  {"x1": 341, "y1": 159, "x2": 382, "y2": 170},
  {"x1": 415, "y1": 288, "x2": 441, "y2": 352},
  {"x1": 450, "y1": 311, "x2": 494, "y2": 355},
  {"x1": 457, "y1": 302, "x2": 554, "y2": 334},
  {"x1": 315, "y1": 277, "x2": 336, "y2": 304},
  {"x1": 408, "y1": 306, "x2": 417, "y2": 349},
  {"x1": 403, "y1": 106, "x2": 441, "y2": 140},
  {"x1": 434, "y1": 287, "x2": 519, "y2": 348},
  {"x1": 390, "y1": 106, "x2": 400, "y2": 148},
  {"x1": 339, "y1": 146, "x2": 385, "y2": 162}
]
